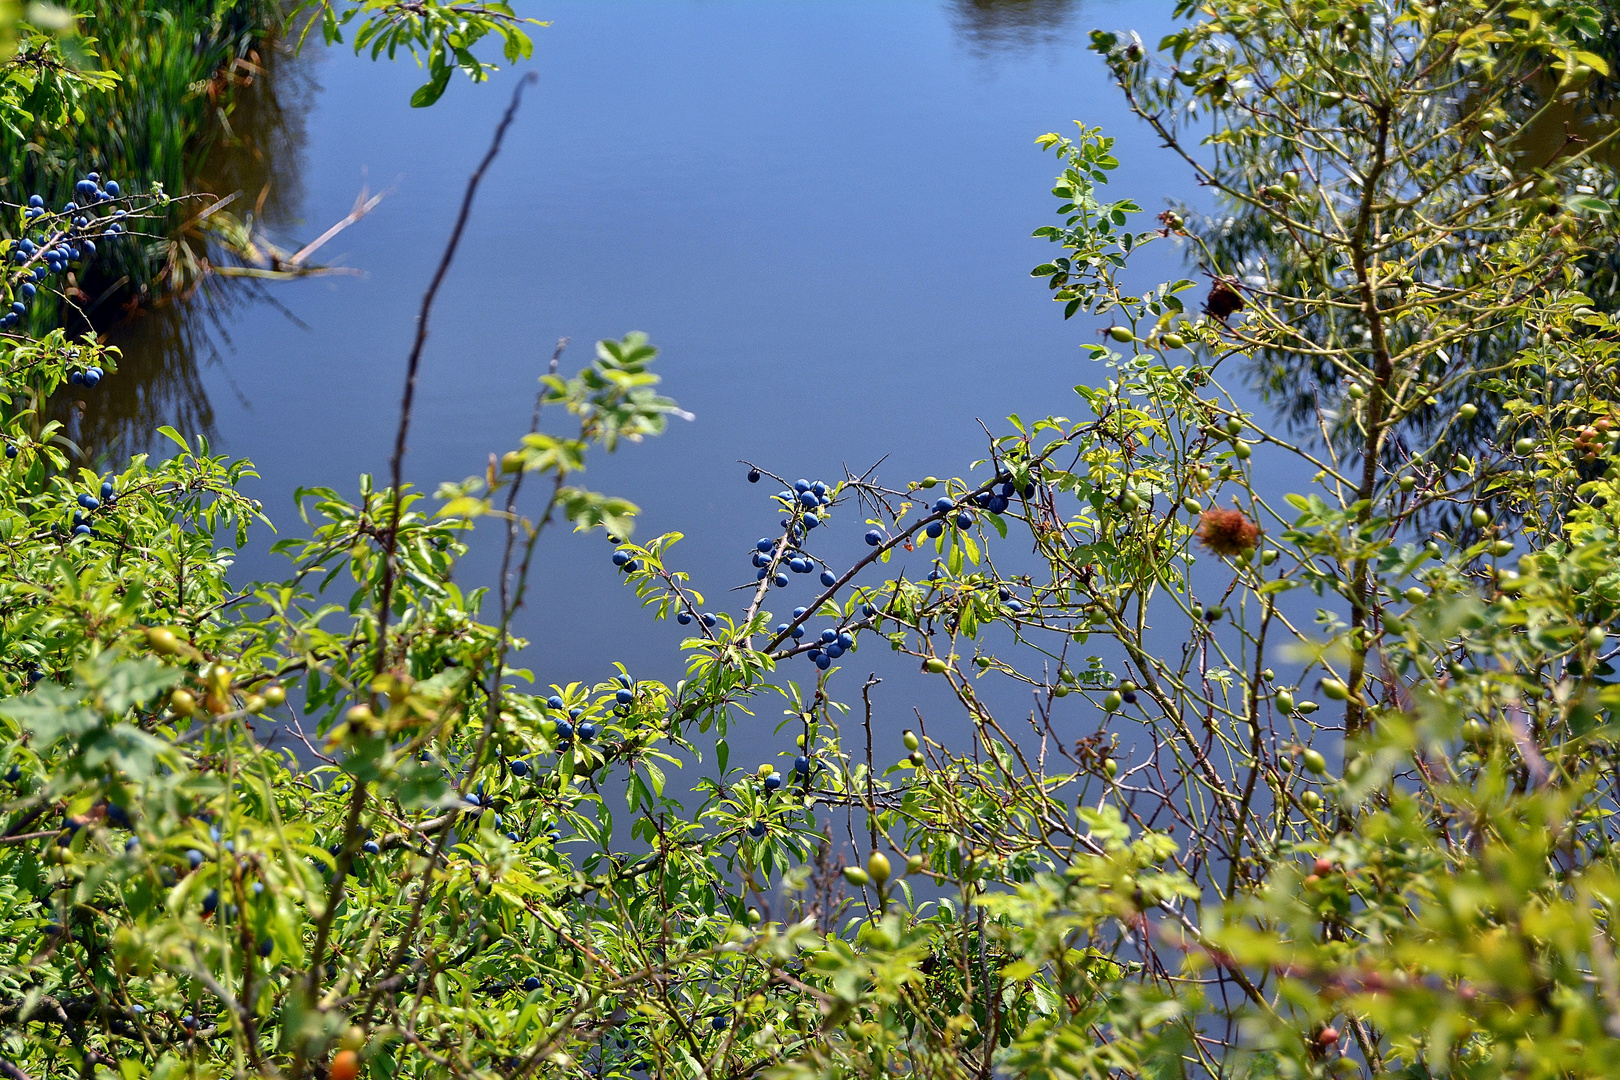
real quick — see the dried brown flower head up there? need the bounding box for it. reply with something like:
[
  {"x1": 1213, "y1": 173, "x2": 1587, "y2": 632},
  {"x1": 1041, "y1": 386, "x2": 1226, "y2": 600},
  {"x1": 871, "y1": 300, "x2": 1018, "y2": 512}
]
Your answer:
[
  {"x1": 1205, "y1": 279, "x2": 1246, "y2": 321},
  {"x1": 1196, "y1": 506, "x2": 1259, "y2": 556}
]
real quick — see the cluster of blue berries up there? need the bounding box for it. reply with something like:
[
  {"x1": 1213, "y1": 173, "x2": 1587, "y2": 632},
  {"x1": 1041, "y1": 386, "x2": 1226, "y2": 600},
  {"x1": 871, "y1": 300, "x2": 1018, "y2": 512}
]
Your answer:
[
  {"x1": 544, "y1": 683, "x2": 617, "y2": 751},
  {"x1": 780, "y1": 477, "x2": 834, "y2": 526},
  {"x1": 5, "y1": 175, "x2": 130, "y2": 332},
  {"x1": 675, "y1": 608, "x2": 719, "y2": 628},
  {"x1": 775, "y1": 602, "x2": 877, "y2": 670},
  {"x1": 69, "y1": 479, "x2": 116, "y2": 538},
  {"x1": 920, "y1": 479, "x2": 1030, "y2": 538},
  {"x1": 803, "y1": 626, "x2": 855, "y2": 671},
  {"x1": 609, "y1": 533, "x2": 640, "y2": 572},
  {"x1": 745, "y1": 478, "x2": 839, "y2": 589}
]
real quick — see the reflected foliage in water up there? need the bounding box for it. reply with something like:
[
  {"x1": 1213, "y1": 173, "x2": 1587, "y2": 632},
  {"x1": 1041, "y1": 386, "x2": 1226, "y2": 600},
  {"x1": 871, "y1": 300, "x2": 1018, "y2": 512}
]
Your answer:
[
  {"x1": 61, "y1": 38, "x2": 318, "y2": 463},
  {"x1": 1187, "y1": 69, "x2": 1620, "y2": 466},
  {"x1": 947, "y1": 0, "x2": 1083, "y2": 55}
]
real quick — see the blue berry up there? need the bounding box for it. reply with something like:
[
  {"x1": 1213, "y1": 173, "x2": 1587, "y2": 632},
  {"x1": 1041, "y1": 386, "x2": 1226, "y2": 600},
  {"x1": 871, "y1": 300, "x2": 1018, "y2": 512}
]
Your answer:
[
  {"x1": 746, "y1": 822, "x2": 765, "y2": 838},
  {"x1": 775, "y1": 623, "x2": 790, "y2": 635},
  {"x1": 811, "y1": 480, "x2": 828, "y2": 496},
  {"x1": 815, "y1": 654, "x2": 831, "y2": 669},
  {"x1": 506, "y1": 831, "x2": 520, "y2": 842},
  {"x1": 928, "y1": 569, "x2": 941, "y2": 581},
  {"x1": 617, "y1": 675, "x2": 633, "y2": 688},
  {"x1": 792, "y1": 607, "x2": 808, "y2": 619},
  {"x1": 104, "y1": 181, "x2": 119, "y2": 197},
  {"x1": 18, "y1": 284, "x2": 33, "y2": 301},
  {"x1": 794, "y1": 755, "x2": 810, "y2": 774},
  {"x1": 622, "y1": 559, "x2": 640, "y2": 572},
  {"x1": 824, "y1": 643, "x2": 844, "y2": 659},
  {"x1": 9, "y1": 301, "x2": 23, "y2": 316},
  {"x1": 790, "y1": 626, "x2": 804, "y2": 639},
  {"x1": 83, "y1": 368, "x2": 101, "y2": 388},
  {"x1": 932, "y1": 498, "x2": 954, "y2": 513},
  {"x1": 955, "y1": 512, "x2": 973, "y2": 529},
  {"x1": 747, "y1": 468, "x2": 760, "y2": 483},
  {"x1": 798, "y1": 490, "x2": 819, "y2": 509},
  {"x1": 774, "y1": 573, "x2": 789, "y2": 588},
  {"x1": 362, "y1": 840, "x2": 381, "y2": 854},
  {"x1": 578, "y1": 722, "x2": 596, "y2": 740},
  {"x1": 837, "y1": 632, "x2": 854, "y2": 648},
  {"x1": 259, "y1": 938, "x2": 274, "y2": 956},
  {"x1": 4, "y1": 765, "x2": 18, "y2": 781},
  {"x1": 863, "y1": 602, "x2": 876, "y2": 616},
  {"x1": 547, "y1": 695, "x2": 564, "y2": 710},
  {"x1": 100, "y1": 480, "x2": 113, "y2": 499},
  {"x1": 570, "y1": 707, "x2": 584, "y2": 719},
  {"x1": 820, "y1": 628, "x2": 837, "y2": 644},
  {"x1": 794, "y1": 479, "x2": 811, "y2": 493},
  {"x1": 865, "y1": 529, "x2": 883, "y2": 546},
  {"x1": 989, "y1": 495, "x2": 1009, "y2": 514},
  {"x1": 677, "y1": 610, "x2": 693, "y2": 624},
  {"x1": 764, "y1": 772, "x2": 781, "y2": 790},
  {"x1": 820, "y1": 570, "x2": 836, "y2": 587},
  {"x1": 615, "y1": 688, "x2": 634, "y2": 704},
  {"x1": 700, "y1": 612, "x2": 718, "y2": 627},
  {"x1": 612, "y1": 550, "x2": 631, "y2": 566},
  {"x1": 752, "y1": 552, "x2": 768, "y2": 568},
  {"x1": 555, "y1": 721, "x2": 574, "y2": 739},
  {"x1": 756, "y1": 537, "x2": 773, "y2": 553},
  {"x1": 186, "y1": 849, "x2": 204, "y2": 870},
  {"x1": 524, "y1": 976, "x2": 542, "y2": 991},
  {"x1": 926, "y1": 521, "x2": 944, "y2": 538},
  {"x1": 72, "y1": 524, "x2": 91, "y2": 537},
  {"x1": 807, "y1": 649, "x2": 822, "y2": 662},
  {"x1": 803, "y1": 512, "x2": 819, "y2": 529},
  {"x1": 26, "y1": 195, "x2": 41, "y2": 208},
  {"x1": 77, "y1": 493, "x2": 99, "y2": 509},
  {"x1": 757, "y1": 568, "x2": 768, "y2": 581},
  {"x1": 510, "y1": 759, "x2": 529, "y2": 777}
]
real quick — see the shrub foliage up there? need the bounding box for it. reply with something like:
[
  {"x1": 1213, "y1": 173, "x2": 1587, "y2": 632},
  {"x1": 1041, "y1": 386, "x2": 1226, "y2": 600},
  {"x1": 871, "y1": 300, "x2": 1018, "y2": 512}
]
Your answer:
[{"x1": 4, "y1": 2, "x2": 1620, "y2": 1078}]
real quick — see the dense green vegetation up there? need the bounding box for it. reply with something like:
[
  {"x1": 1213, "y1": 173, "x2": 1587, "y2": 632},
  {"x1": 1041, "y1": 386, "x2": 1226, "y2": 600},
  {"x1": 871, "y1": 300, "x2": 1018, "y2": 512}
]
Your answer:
[{"x1": 5, "y1": 1, "x2": 1620, "y2": 1078}]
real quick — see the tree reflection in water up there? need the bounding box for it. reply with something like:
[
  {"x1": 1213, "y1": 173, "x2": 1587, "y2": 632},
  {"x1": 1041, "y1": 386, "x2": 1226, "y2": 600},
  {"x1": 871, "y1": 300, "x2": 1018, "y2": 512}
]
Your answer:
[
  {"x1": 947, "y1": 0, "x2": 1083, "y2": 56},
  {"x1": 55, "y1": 36, "x2": 318, "y2": 465}
]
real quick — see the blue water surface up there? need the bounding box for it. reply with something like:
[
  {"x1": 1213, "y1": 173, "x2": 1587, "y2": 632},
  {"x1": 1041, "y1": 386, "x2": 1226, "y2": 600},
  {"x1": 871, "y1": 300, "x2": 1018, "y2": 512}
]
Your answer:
[{"x1": 118, "y1": 0, "x2": 1211, "y2": 764}]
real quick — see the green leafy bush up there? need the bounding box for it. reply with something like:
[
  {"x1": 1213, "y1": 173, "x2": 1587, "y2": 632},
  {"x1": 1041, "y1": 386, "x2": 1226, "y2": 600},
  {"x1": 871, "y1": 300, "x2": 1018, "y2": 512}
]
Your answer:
[{"x1": 3, "y1": 2, "x2": 1620, "y2": 1078}]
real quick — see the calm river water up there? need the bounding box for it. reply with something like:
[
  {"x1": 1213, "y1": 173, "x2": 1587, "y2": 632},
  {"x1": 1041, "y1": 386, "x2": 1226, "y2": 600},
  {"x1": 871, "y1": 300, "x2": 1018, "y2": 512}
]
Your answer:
[{"x1": 98, "y1": 0, "x2": 1207, "y2": 761}]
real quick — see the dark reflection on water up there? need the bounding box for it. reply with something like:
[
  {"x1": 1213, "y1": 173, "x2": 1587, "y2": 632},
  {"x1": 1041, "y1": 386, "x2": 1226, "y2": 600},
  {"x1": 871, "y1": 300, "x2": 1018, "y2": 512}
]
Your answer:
[
  {"x1": 948, "y1": 0, "x2": 1083, "y2": 54},
  {"x1": 58, "y1": 36, "x2": 319, "y2": 465}
]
